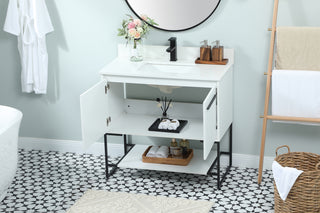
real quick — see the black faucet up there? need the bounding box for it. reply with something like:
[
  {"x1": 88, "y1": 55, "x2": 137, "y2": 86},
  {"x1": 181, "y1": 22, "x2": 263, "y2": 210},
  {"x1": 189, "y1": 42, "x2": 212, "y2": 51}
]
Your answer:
[{"x1": 166, "y1": 37, "x2": 177, "y2": 61}]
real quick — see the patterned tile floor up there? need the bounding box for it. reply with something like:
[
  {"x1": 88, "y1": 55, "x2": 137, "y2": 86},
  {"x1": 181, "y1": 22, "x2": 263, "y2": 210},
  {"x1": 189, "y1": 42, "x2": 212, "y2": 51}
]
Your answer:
[{"x1": 0, "y1": 149, "x2": 274, "y2": 212}]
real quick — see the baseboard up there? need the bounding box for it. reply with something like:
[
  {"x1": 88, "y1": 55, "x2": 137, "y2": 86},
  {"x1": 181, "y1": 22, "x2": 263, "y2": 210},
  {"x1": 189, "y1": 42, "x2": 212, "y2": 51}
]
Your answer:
[
  {"x1": 18, "y1": 137, "x2": 274, "y2": 170},
  {"x1": 18, "y1": 137, "x2": 123, "y2": 157},
  {"x1": 227, "y1": 153, "x2": 274, "y2": 170}
]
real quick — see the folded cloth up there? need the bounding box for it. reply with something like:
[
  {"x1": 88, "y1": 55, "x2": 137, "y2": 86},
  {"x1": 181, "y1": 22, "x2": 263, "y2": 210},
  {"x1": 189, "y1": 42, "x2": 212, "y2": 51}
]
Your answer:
[
  {"x1": 146, "y1": 146, "x2": 160, "y2": 157},
  {"x1": 155, "y1": 146, "x2": 169, "y2": 158},
  {"x1": 158, "y1": 119, "x2": 170, "y2": 129},
  {"x1": 276, "y1": 27, "x2": 320, "y2": 71},
  {"x1": 272, "y1": 161, "x2": 303, "y2": 201},
  {"x1": 167, "y1": 119, "x2": 180, "y2": 130},
  {"x1": 272, "y1": 69, "x2": 320, "y2": 125}
]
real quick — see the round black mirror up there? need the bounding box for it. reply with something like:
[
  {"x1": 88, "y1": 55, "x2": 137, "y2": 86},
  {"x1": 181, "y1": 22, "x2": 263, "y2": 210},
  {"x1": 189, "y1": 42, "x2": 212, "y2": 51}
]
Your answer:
[{"x1": 125, "y1": 0, "x2": 221, "y2": 32}]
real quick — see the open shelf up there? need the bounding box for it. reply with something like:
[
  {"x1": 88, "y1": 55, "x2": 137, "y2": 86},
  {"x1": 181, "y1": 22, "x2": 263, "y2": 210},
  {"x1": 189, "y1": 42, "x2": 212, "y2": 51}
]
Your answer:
[
  {"x1": 107, "y1": 113, "x2": 203, "y2": 140},
  {"x1": 118, "y1": 145, "x2": 217, "y2": 175}
]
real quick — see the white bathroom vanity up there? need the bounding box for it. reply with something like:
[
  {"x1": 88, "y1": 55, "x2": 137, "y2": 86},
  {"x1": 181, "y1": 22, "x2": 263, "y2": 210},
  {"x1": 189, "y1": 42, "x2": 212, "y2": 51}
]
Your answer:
[{"x1": 80, "y1": 44, "x2": 234, "y2": 189}]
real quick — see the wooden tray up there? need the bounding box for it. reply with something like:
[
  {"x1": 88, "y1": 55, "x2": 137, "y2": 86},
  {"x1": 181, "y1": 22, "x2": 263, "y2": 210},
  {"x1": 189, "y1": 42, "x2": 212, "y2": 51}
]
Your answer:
[
  {"x1": 195, "y1": 58, "x2": 229, "y2": 65},
  {"x1": 142, "y1": 146, "x2": 193, "y2": 166}
]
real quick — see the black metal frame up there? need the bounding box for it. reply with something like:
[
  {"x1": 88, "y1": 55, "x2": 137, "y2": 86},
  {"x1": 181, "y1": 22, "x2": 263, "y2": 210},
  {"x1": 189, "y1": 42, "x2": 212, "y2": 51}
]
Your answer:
[
  {"x1": 207, "y1": 123, "x2": 232, "y2": 189},
  {"x1": 124, "y1": 0, "x2": 221, "y2": 32},
  {"x1": 103, "y1": 133, "x2": 134, "y2": 179},
  {"x1": 103, "y1": 123, "x2": 232, "y2": 189}
]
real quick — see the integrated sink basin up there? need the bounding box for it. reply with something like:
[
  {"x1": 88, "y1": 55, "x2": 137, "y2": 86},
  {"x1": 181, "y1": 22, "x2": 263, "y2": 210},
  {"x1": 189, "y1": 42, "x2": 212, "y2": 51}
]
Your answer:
[{"x1": 138, "y1": 62, "x2": 195, "y2": 74}]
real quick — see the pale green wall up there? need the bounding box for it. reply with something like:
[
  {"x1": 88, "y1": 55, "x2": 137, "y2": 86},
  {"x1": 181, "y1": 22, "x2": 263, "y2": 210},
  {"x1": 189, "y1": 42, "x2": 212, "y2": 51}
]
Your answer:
[{"x1": 0, "y1": 0, "x2": 319, "y2": 156}]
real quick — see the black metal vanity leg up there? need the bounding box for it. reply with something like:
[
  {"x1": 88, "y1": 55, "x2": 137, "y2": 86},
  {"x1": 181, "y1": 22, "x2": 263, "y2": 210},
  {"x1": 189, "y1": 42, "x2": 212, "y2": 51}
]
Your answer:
[
  {"x1": 217, "y1": 142, "x2": 221, "y2": 189},
  {"x1": 207, "y1": 123, "x2": 233, "y2": 189},
  {"x1": 230, "y1": 123, "x2": 233, "y2": 167},
  {"x1": 123, "y1": 134, "x2": 127, "y2": 154},
  {"x1": 103, "y1": 133, "x2": 133, "y2": 179},
  {"x1": 104, "y1": 133, "x2": 109, "y2": 179}
]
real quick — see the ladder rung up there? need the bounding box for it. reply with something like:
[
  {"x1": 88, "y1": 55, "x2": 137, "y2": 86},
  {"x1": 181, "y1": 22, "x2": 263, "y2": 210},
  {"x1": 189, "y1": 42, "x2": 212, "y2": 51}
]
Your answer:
[
  {"x1": 261, "y1": 115, "x2": 320, "y2": 123},
  {"x1": 268, "y1": 28, "x2": 277, "y2": 31}
]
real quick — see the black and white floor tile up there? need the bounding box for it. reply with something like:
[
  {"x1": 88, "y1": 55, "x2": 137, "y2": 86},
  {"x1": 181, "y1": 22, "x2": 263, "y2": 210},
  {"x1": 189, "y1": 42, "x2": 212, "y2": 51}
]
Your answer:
[{"x1": 0, "y1": 149, "x2": 274, "y2": 212}]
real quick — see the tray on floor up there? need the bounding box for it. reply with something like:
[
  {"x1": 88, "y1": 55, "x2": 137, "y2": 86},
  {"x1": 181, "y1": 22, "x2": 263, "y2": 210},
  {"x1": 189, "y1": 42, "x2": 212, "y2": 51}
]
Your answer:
[
  {"x1": 148, "y1": 118, "x2": 188, "y2": 133},
  {"x1": 142, "y1": 146, "x2": 193, "y2": 166}
]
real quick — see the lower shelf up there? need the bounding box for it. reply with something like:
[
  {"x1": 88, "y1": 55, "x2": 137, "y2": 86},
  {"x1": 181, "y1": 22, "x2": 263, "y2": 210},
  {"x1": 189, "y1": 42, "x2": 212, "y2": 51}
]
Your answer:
[{"x1": 118, "y1": 144, "x2": 217, "y2": 175}]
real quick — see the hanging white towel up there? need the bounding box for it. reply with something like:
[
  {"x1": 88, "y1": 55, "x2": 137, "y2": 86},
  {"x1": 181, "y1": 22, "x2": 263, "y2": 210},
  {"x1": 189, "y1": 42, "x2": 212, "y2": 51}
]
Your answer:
[
  {"x1": 3, "y1": 0, "x2": 54, "y2": 94},
  {"x1": 272, "y1": 69, "x2": 320, "y2": 125},
  {"x1": 272, "y1": 161, "x2": 303, "y2": 201}
]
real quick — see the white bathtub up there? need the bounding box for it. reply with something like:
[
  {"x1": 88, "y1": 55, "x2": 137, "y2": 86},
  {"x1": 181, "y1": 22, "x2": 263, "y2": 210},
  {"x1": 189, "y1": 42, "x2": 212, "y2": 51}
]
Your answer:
[{"x1": 0, "y1": 105, "x2": 22, "y2": 202}]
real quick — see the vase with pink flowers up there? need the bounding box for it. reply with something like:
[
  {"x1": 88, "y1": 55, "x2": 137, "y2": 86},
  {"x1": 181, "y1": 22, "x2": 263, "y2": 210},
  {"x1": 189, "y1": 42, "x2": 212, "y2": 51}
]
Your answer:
[{"x1": 118, "y1": 15, "x2": 157, "y2": 62}]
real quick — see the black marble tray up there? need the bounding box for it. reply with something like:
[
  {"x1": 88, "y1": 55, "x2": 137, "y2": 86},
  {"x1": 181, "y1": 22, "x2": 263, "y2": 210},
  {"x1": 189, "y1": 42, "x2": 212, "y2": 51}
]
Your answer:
[{"x1": 148, "y1": 118, "x2": 188, "y2": 133}]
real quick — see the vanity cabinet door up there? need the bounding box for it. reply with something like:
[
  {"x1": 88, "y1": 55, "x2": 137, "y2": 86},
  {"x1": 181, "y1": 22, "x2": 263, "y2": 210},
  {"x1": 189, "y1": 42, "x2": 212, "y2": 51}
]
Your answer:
[
  {"x1": 80, "y1": 80, "x2": 109, "y2": 148},
  {"x1": 203, "y1": 87, "x2": 217, "y2": 160}
]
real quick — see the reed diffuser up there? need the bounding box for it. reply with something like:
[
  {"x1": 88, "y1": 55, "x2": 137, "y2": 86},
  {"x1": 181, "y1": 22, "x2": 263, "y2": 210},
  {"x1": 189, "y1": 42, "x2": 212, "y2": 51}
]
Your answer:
[{"x1": 156, "y1": 97, "x2": 172, "y2": 119}]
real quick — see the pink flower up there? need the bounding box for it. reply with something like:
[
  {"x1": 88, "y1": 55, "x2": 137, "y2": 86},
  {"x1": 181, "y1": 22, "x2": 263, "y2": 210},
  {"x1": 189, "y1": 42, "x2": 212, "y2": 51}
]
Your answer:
[
  {"x1": 133, "y1": 19, "x2": 142, "y2": 27},
  {"x1": 141, "y1": 15, "x2": 148, "y2": 21},
  {"x1": 127, "y1": 22, "x2": 136, "y2": 29},
  {"x1": 134, "y1": 31, "x2": 141, "y2": 39},
  {"x1": 128, "y1": 28, "x2": 137, "y2": 38}
]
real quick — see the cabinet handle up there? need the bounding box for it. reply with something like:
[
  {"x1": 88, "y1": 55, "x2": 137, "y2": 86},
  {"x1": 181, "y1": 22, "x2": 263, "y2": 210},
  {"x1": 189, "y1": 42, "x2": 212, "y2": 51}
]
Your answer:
[{"x1": 206, "y1": 94, "x2": 217, "y2": 110}]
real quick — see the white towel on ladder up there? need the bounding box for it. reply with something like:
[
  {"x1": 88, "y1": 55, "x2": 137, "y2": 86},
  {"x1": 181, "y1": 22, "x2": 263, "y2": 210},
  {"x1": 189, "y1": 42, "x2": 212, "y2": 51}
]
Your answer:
[{"x1": 272, "y1": 69, "x2": 320, "y2": 125}]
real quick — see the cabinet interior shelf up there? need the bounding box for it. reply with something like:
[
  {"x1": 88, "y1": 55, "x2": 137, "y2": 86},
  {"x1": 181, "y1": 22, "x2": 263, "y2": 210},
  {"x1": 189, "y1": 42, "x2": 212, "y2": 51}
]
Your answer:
[{"x1": 107, "y1": 113, "x2": 203, "y2": 140}]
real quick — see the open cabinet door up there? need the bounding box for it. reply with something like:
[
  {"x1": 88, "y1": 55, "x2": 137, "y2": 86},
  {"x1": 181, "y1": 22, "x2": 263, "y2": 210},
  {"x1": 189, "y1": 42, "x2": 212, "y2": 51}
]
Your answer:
[
  {"x1": 80, "y1": 80, "x2": 108, "y2": 148},
  {"x1": 203, "y1": 87, "x2": 217, "y2": 160}
]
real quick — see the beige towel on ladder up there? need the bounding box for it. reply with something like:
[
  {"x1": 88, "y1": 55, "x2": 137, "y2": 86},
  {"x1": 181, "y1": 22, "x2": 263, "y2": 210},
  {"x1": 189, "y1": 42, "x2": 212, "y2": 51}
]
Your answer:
[{"x1": 276, "y1": 27, "x2": 320, "y2": 71}]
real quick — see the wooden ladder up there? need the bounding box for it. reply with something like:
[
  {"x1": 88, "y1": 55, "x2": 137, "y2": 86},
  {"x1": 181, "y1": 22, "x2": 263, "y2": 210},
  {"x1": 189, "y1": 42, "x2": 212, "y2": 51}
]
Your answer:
[{"x1": 258, "y1": 0, "x2": 320, "y2": 184}]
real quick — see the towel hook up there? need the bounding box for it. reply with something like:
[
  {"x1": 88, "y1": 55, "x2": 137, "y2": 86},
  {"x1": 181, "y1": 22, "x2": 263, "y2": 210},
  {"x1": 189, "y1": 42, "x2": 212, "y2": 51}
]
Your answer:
[{"x1": 275, "y1": 145, "x2": 290, "y2": 157}]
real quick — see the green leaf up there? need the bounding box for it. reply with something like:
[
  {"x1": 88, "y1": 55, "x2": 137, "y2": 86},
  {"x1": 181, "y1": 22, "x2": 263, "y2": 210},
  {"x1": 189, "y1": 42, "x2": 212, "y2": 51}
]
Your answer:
[{"x1": 122, "y1": 20, "x2": 126, "y2": 28}]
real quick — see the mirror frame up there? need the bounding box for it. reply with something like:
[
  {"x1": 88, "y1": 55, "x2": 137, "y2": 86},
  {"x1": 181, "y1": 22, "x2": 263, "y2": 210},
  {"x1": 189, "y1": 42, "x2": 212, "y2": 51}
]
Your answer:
[{"x1": 125, "y1": 0, "x2": 221, "y2": 32}]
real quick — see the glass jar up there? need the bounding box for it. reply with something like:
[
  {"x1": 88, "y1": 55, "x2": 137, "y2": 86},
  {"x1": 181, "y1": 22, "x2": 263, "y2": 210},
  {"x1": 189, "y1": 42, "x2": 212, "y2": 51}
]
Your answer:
[
  {"x1": 179, "y1": 139, "x2": 190, "y2": 149},
  {"x1": 130, "y1": 39, "x2": 143, "y2": 62},
  {"x1": 170, "y1": 138, "x2": 178, "y2": 147}
]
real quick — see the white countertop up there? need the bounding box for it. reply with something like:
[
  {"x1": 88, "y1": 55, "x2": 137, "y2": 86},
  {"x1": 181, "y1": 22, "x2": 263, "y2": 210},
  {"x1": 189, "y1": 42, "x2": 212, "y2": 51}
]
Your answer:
[
  {"x1": 100, "y1": 57, "x2": 232, "y2": 82},
  {"x1": 99, "y1": 45, "x2": 234, "y2": 84}
]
